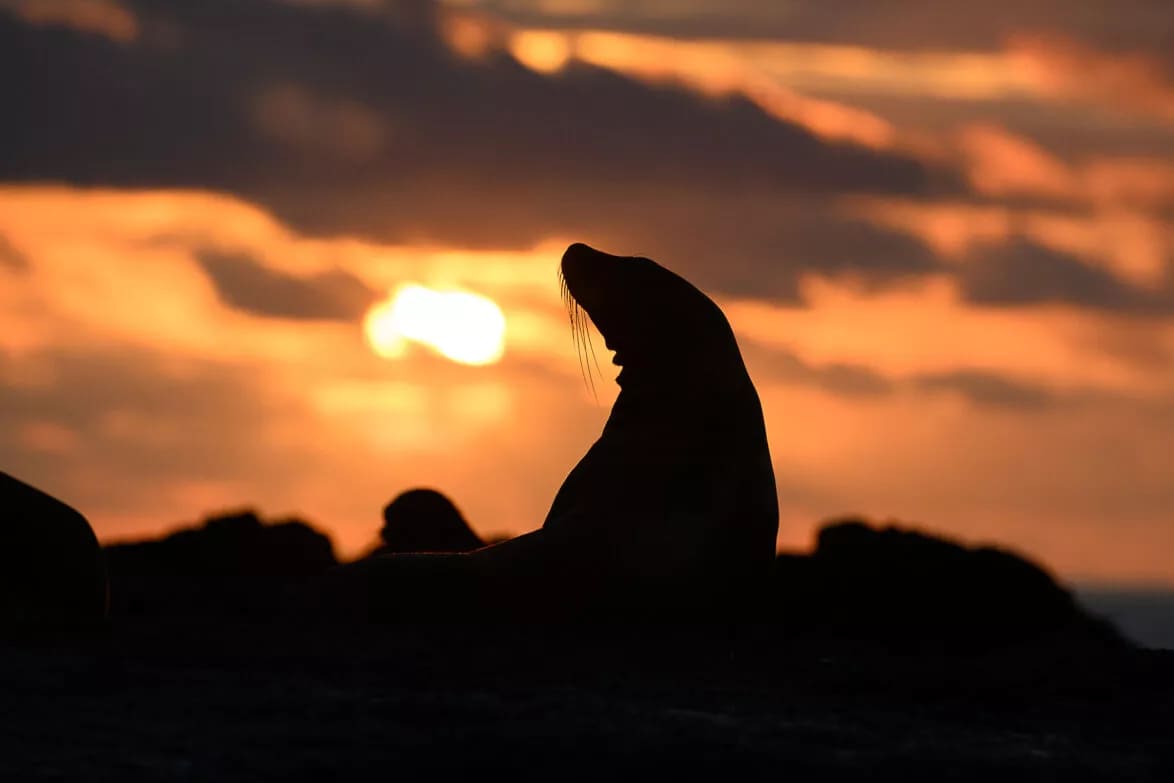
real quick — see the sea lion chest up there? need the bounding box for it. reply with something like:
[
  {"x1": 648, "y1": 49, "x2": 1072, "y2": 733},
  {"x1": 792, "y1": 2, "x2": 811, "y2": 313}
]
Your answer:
[{"x1": 544, "y1": 380, "x2": 772, "y2": 535}]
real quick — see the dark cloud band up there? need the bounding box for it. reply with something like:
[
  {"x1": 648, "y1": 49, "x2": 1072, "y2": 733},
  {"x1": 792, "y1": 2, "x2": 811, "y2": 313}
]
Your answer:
[
  {"x1": 1, "y1": 0, "x2": 941, "y2": 304},
  {"x1": 195, "y1": 249, "x2": 378, "y2": 321}
]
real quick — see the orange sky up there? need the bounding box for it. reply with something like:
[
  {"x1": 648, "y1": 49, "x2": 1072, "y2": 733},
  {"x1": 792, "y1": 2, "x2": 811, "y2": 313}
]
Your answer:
[
  {"x1": 2, "y1": 0, "x2": 1172, "y2": 588},
  {"x1": 2, "y1": 183, "x2": 1171, "y2": 585}
]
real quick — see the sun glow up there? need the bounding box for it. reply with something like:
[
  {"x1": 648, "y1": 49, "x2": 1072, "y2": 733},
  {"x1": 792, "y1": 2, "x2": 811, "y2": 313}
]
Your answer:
[
  {"x1": 509, "y1": 30, "x2": 572, "y2": 74},
  {"x1": 363, "y1": 284, "x2": 507, "y2": 366}
]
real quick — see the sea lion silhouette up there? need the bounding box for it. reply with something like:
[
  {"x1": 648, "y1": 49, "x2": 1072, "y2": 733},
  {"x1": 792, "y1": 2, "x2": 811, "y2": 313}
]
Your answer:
[
  {"x1": 375, "y1": 488, "x2": 484, "y2": 554},
  {"x1": 539, "y1": 243, "x2": 779, "y2": 612},
  {"x1": 325, "y1": 243, "x2": 778, "y2": 621},
  {"x1": 1, "y1": 472, "x2": 108, "y2": 631}
]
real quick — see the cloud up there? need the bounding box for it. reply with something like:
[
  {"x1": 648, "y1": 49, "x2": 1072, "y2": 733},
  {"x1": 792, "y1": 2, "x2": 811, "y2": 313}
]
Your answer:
[
  {"x1": 913, "y1": 369, "x2": 1057, "y2": 409},
  {"x1": 0, "y1": 0, "x2": 945, "y2": 305},
  {"x1": 0, "y1": 231, "x2": 28, "y2": 271},
  {"x1": 1006, "y1": 32, "x2": 1174, "y2": 124},
  {"x1": 0, "y1": 1, "x2": 933, "y2": 198},
  {"x1": 0, "y1": 346, "x2": 313, "y2": 505},
  {"x1": 195, "y1": 249, "x2": 378, "y2": 321},
  {"x1": 4, "y1": 0, "x2": 1168, "y2": 318},
  {"x1": 957, "y1": 124, "x2": 1076, "y2": 200},
  {"x1": 470, "y1": 2, "x2": 1174, "y2": 185},
  {"x1": 746, "y1": 344, "x2": 894, "y2": 397},
  {"x1": 1, "y1": 0, "x2": 139, "y2": 43},
  {"x1": 249, "y1": 83, "x2": 389, "y2": 162},
  {"x1": 470, "y1": 0, "x2": 1174, "y2": 57},
  {"x1": 960, "y1": 237, "x2": 1174, "y2": 315},
  {"x1": 564, "y1": 198, "x2": 945, "y2": 302},
  {"x1": 745, "y1": 340, "x2": 1146, "y2": 412}
]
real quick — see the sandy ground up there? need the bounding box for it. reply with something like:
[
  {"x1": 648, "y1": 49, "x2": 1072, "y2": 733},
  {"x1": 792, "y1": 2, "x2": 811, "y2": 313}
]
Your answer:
[{"x1": 1, "y1": 622, "x2": 1171, "y2": 781}]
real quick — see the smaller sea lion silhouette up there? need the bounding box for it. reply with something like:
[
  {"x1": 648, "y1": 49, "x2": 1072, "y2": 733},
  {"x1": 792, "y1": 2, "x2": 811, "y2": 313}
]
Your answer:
[{"x1": 374, "y1": 488, "x2": 484, "y2": 554}]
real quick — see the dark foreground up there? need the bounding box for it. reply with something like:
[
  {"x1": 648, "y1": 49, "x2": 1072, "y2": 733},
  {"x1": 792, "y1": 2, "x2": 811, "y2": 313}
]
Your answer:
[{"x1": 2, "y1": 623, "x2": 1171, "y2": 781}]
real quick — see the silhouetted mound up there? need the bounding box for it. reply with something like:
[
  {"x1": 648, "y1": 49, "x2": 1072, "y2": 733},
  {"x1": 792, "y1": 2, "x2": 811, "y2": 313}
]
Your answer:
[
  {"x1": 773, "y1": 518, "x2": 1124, "y2": 648},
  {"x1": 0, "y1": 472, "x2": 108, "y2": 632},
  {"x1": 104, "y1": 510, "x2": 337, "y2": 618},
  {"x1": 375, "y1": 488, "x2": 484, "y2": 554}
]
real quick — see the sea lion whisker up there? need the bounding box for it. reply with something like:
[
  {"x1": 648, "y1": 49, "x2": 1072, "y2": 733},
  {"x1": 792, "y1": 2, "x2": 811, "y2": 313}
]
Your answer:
[
  {"x1": 582, "y1": 310, "x2": 602, "y2": 397},
  {"x1": 567, "y1": 292, "x2": 589, "y2": 397},
  {"x1": 582, "y1": 312, "x2": 598, "y2": 401},
  {"x1": 560, "y1": 271, "x2": 570, "y2": 318},
  {"x1": 576, "y1": 302, "x2": 597, "y2": 401},
  {"x1": 559, "y1": 268, "x2": 578, "y2": 373},
  {"x1": 559, "y1": 266, "x2": 600, "y2": 401}
]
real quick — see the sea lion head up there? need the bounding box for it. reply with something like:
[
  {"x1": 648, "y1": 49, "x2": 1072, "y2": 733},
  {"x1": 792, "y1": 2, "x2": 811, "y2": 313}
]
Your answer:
[
  {"x1": 559, "y1": 242, "x2": 742, "y2": 388},
  {"x1": 380, "y1": 488, "x2": 483, "y2": 553}
]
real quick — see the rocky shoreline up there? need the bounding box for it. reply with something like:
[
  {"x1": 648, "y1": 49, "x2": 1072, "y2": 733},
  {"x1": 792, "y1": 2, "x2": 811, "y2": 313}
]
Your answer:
[{"x1": 2, "y1": 622, "x2": 1171, "y2": 780}]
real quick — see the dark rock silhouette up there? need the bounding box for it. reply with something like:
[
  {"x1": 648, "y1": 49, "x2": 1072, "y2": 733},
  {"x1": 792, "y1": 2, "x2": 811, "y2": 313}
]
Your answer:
[
  {"x1": 0, "y1": 472, "x2": 108, "y2": 631},
  {"x1": 104, "y1": 510, "x2": 337, "y2": 618},
  {"x1": 323, "y1": 243, "x2": 778, "y2": 622},
  {"x1": 772, "y1": 518, "x2": 1124, "y2": 647},
  {"x1": 374, "y1": 488, "x2": 484, "y2": 554}
]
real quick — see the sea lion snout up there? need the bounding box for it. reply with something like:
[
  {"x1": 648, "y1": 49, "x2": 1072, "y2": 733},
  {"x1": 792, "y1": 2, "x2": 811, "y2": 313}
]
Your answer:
[
  {"x1": 560, "y1": 242, "x2": 613, "y2": 307},
  {"x1": 560, "y1": 242, "x2": 639, "y2": 344}
]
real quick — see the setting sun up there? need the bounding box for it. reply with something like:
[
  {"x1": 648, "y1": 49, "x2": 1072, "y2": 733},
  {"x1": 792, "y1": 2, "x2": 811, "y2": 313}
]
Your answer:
[{"x1": 363, "y1": 284, "x2": 507, "y2": 366}]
